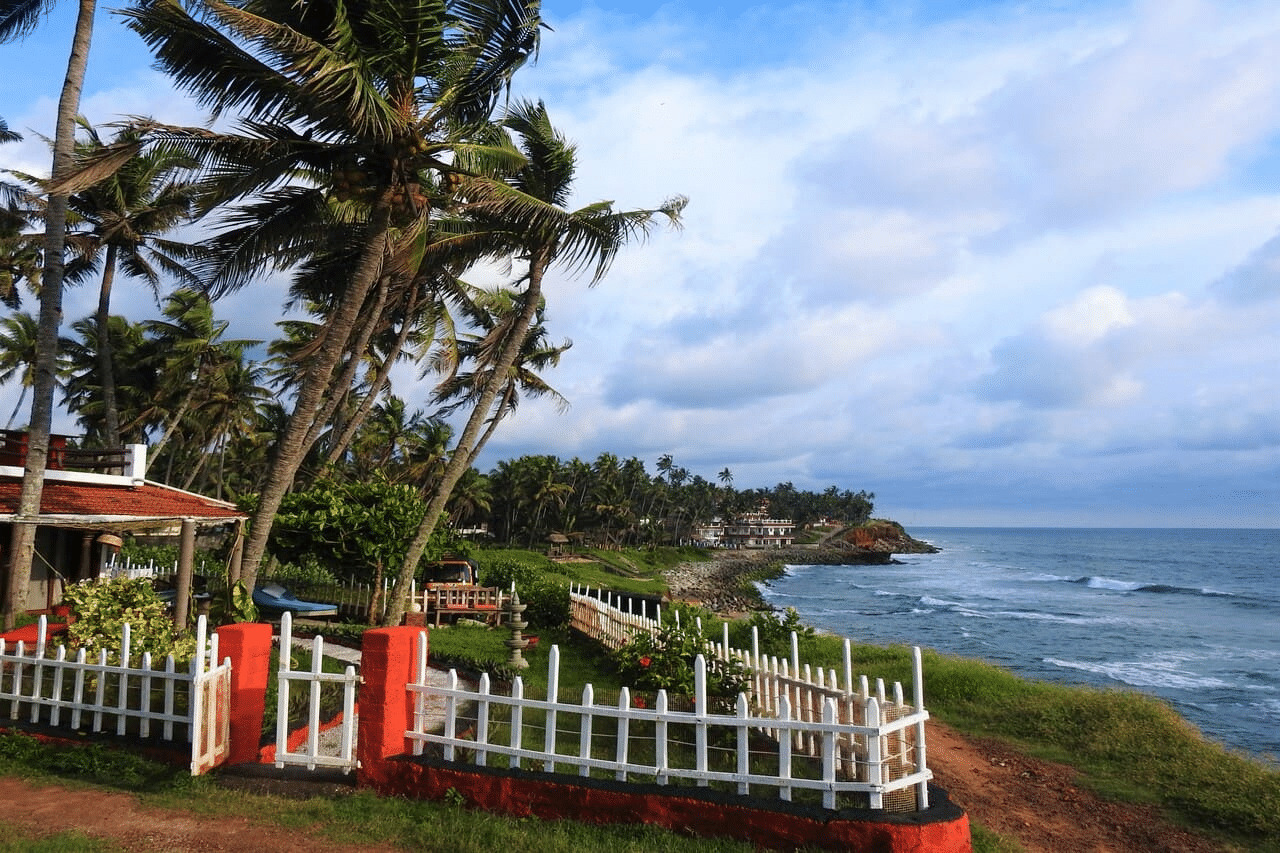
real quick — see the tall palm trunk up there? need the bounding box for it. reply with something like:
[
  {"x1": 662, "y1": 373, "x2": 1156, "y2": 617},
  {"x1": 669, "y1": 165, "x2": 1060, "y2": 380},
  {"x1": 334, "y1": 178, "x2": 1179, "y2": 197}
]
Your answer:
[
  {"x1": 324, "y1": 285, "x2": 422, "y2": 465},
  {"x1": 386, "y1": 248, "x2": 550, "y2": 626},
  {"x1": 236, "y1": 199, "x2": 394, "y2": 592},
  {"x1": 96, "y1": 242, "x2": 121, "y2": 446},
  {"x1": 2, "y1": 0, "x2": 95, "y2": 631},
  {"x1": 300, "y1": 276, "x2": 390, "y2": 454}
]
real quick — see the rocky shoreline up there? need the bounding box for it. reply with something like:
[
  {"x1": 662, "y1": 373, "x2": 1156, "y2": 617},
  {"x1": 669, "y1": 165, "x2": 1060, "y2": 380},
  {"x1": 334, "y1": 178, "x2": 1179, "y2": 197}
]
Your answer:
[{"x1": 663, "y1": 524, "x2": 939, "y2": 615}]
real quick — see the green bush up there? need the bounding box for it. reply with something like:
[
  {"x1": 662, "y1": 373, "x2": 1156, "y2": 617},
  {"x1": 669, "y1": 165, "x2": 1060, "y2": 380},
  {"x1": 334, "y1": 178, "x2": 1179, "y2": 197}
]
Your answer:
[
  {"x1": 61, "y1": 577, "x2": 196, "y2": 664},
  {"x1": 727, "y1": 607, "x2": 814, "y2": 659},
  {"x1": 612, "y1": 621, "x2": 747, "y2": 698},
  {"x1": 481, "y1": 558, "x2": 570, "y2": 629}
]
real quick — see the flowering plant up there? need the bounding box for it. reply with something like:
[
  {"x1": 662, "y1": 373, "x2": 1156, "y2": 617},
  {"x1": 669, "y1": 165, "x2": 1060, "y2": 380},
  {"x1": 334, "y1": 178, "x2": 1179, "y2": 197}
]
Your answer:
[{"x1": 611, "y1": 622, "x2": 748, "y2": 698}]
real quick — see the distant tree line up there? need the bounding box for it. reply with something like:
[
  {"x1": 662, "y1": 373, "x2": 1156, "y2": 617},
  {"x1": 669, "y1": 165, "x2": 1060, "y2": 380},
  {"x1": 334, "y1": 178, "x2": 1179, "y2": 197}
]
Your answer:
[{"x1": 484, "y1": 452, "x2": 874, "y2": 549}]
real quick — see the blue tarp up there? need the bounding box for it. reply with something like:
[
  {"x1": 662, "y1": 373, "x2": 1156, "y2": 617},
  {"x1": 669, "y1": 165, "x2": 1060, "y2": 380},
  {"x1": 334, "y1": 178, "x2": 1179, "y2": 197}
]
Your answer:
[{"x1": 253, "y1": 583, "x2": 339, "y2": 617}]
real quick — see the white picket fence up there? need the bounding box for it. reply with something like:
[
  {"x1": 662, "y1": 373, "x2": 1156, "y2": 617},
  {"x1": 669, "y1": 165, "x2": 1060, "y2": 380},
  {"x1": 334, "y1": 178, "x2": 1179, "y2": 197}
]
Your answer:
[
  {"x1": 568, "y1": 583, "x2": 930, "y2": 809},
  {"x1": 273, "y1": 611, "x2": 359, "y2": 773},
  {"x1": 409, "y1": 587, "x2": 931, "y2": 811},
  {"x1": 102, "y1": 555, "x2": 216, "y2": 582},
  {"x1": 0, "y1": 614, "x2": 231, "y2": 775},
  {"x1": 569, "y1": 586, "x2": 662, "y2": 650},
  {"x1": 408, "y1": 640, "x2": 929, "y2": 811}
]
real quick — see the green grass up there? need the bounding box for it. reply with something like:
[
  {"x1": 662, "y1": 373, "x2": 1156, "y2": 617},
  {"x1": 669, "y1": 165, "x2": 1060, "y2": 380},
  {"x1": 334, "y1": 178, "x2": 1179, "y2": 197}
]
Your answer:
[
  {"x1": 0, "y1": 730, "x2": 768, "y2": 853},
  {"x1": 0, "y1": 826, "x2": 121, "y2": 853},
  {"x1": 727, "y1": 636, "x2": 1280, "y2": 851},
  {"x1": 470, "y1": 546, "x2": 699, "y2": 596}
]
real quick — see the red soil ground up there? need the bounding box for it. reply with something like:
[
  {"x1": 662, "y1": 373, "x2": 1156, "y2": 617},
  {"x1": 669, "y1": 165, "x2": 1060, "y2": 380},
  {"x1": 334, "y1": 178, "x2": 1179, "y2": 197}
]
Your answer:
[{"x1": 0, "y1": 723, "x2": 1228, "y2": 853}]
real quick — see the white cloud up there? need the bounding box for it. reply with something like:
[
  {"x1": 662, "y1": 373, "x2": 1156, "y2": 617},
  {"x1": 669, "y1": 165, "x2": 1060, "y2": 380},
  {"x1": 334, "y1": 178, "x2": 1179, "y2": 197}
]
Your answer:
[{"x1": 4, "y1": 0, "x2": 1280, "y2": 525}]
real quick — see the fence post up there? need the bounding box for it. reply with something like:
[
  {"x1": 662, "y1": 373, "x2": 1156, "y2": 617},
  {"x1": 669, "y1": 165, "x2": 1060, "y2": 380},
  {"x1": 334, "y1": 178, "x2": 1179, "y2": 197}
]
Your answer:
[
  {"x1": 213, "y1": 622, "x2": 273, "y2": 766},
  {"x1": 358, "y1": 625, "x2": 426, "y2": 788},
  {"x1": 913, "y1": 645, "x2": 930, "y2": 809}
]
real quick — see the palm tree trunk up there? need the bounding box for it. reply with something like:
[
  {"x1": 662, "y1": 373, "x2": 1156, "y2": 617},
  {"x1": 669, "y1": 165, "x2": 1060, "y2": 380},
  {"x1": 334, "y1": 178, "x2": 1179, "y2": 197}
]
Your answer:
[
  {"x1": 300, "y1": 275, "x2": 390, "y2": 455},
  {"x1": 96, "y1": 244, "x2": 121, "y2": 446},
  {"x1": 237, "y1": 200, "x2": 394, "y2": 592},
  {"x1": 6, "y1": 386, "x2": 27, "y2": 430},
  {"x1": 146, "y1": 391, "x2": 195, "y2": 472},
  {"x1": 386, "y1": 249, "x2": 549, "y2": 626},
  {"x1": 325, "y1": 283, "x2": 421, "y2": 465},
  {"x1": 462, "y1": 382, "x2": 516, "y2": 470},
  {"x1": 3, "y1": 0, "x2": 95, "y2": 631}
]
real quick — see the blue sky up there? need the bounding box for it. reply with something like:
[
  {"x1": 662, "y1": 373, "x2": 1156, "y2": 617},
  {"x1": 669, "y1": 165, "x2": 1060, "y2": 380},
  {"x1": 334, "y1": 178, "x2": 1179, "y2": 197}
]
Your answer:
[{"x1": 2, "y1": 0, "x2": 1279, "y2": 528}]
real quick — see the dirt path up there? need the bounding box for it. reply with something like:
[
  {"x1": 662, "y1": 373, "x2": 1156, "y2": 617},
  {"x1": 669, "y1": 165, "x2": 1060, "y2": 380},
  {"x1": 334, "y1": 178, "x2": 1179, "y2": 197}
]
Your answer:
[
  {"x1": 927, "y1": 721, "x2": 1224, "y2": 853},
  {"x1": 0, "y1": 725, "x2": 1227, "y2": 853},
  {"x1": 0, "y1": 776, "x2": 398, "y2": 853}
]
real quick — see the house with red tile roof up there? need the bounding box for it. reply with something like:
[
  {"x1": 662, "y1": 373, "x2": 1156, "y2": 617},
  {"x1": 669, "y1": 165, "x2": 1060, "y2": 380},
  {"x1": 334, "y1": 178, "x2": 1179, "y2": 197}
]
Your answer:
[{"x1": 0, "y1": 431, "x2": 246, "y2": 611}]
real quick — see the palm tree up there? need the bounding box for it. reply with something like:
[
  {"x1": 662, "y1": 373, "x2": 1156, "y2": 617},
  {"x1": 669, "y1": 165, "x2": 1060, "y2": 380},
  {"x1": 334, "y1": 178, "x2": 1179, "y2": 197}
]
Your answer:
[
  {"x1": 0, "y1": 0, "x2": 97, "y2": 628},
  {"x1": 177, "y1": 355, "x2": 270, "y2": 496},
  {"x1": 111, "y1": 0, "x2": 547, "y2": 594},
  {"x1": 386, "y1": 100, "x2": 685, "y2": 624},
  {"x1": 141, "y1": 289, "x2": 258, "y2": 472},
  {"x1": 64, "y1": 120, "x2": 202, "y2": 447},
  {"x1": 0, "y1": 312, "x2": 40, "y2": 426},
  {"x1": 1, "y1": 118, "x2": 40, "y2": 309},
  {"x1": 59, "y1": 314, "x2": 157, "y2": 443},
  {"x1": 429, "y1": 287, "x2": 571, "y2": 469}
]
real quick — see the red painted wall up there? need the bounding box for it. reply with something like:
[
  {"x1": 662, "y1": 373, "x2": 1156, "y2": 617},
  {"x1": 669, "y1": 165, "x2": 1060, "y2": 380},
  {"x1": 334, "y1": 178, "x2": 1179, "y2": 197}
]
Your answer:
[{"x1": 368, "y1": 758, "x2": 971, "y2": 853}]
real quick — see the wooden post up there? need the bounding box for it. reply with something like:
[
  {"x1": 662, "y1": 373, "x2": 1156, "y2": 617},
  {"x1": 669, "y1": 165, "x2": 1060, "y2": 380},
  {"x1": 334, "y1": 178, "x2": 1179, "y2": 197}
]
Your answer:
[
  {"x1": 174, "y1": 518, "x2": 195, "y2": 628},
  {"x1": 228, "y1": 519, "x2": 244, "y2": 585}
]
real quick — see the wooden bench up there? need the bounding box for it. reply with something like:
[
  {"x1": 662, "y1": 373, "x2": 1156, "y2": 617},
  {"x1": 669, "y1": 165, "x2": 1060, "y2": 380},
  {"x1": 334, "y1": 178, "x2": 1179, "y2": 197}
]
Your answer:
[{"x1": 422, "y1": 584, "x2": 505, "y2": 627}]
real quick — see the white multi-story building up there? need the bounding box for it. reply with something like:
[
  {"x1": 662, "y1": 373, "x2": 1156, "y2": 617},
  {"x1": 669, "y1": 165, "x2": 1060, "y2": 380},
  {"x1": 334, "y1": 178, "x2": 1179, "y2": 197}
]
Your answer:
[{"x1": 695, "y1": 508, "x2": 795, "y2": 549}]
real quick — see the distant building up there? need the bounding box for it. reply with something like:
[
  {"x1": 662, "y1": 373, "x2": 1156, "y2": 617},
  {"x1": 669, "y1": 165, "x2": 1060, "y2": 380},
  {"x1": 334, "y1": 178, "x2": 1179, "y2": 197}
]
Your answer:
[{"x1": 696, "y1": 507, "x2": 795, "y2": 549}]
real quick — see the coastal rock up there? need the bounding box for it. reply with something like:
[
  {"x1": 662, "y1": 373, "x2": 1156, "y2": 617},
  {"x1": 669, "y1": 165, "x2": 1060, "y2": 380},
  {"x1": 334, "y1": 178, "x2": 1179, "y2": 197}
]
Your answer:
[
  {"x1": 662, "y1": 521, "x2": 938, "y2": 615},
  {"x1": 836, "y1": 520, "x2": 939, "y2": 555}
]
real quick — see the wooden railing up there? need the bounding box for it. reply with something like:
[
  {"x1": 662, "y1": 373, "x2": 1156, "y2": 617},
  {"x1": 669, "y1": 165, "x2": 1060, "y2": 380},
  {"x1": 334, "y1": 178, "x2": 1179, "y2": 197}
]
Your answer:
[{"x1": 422, "y1": 583, "x2": 505, "y2": 627}]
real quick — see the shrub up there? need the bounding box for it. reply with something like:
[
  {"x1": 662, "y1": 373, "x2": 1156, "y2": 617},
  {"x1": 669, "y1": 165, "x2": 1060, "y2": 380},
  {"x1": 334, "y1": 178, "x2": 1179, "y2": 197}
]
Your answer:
[
  {"x1": 62, "y1": 577, "x2": 196, "y2": 664},
  {"x1": 481, "y1": 558, "x2": 570, "y2": 629},
  {"x1": 612, "y1": 622, "x2": 748, "y2": 698},
  {"x1": 728, "y1": 607, "x2": 814, "y2": 658}
]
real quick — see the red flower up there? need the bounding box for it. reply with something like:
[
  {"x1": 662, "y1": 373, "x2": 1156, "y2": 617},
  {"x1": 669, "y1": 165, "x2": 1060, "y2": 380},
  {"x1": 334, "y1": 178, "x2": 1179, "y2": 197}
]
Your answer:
[
  {"x1": 639, "y1": 656, "x2": 651, "y2": 668},
  {"x1": 634, "y1": 696, "x2": 646, "y2": 708}
]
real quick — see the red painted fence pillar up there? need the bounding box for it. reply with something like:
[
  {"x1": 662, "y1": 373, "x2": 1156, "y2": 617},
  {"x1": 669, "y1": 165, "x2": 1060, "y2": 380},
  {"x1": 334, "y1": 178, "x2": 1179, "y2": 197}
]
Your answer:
[
  {"x1": 357, "y1": 626, "x2": 426, "y2": 788},
  {"x1": 214, "y1": 622, "x2": 273, "y2": 766}
]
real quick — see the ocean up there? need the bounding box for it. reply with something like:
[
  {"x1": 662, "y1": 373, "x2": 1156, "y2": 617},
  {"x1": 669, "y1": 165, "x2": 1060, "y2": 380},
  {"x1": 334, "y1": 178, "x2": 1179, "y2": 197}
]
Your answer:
[{"x1": 757, "y1": 527, "x2": 1280, "y2": 761}]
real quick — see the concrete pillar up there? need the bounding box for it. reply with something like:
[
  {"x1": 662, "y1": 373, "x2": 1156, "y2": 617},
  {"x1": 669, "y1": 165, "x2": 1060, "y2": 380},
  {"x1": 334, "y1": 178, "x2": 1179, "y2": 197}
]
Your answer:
[
  {"x1": 357, "y1": 626, "x2": 426, "y2": 788},
  {"x1": 213, "y1": 622, "x2": 273, "y2": 766}
]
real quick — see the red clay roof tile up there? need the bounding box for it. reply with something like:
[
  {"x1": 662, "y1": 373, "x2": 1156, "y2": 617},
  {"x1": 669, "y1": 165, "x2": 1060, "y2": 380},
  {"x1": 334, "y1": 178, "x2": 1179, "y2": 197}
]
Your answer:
[{"x1": 0, "y1": 478, "x2": 244, "y2": 519}]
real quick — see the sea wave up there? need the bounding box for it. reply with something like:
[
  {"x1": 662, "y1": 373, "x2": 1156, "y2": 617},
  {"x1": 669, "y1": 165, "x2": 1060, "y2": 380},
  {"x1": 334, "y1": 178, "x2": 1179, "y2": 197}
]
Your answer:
[
  {"x1": 1070, "y1": 576, "x2": 1234, "y2": 597},
  {"x1": 1044, "y1": 657, "x2": 1233, "y2": 691}
]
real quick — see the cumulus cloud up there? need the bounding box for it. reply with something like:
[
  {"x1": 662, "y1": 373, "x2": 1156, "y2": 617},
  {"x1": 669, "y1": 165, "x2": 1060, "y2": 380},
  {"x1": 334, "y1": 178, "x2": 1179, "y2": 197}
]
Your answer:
[
  {"x1": 1211, "y1": 231, "x2": 1280, "y2": 303},
  {"x1": 5, "y1": 0, "x2": 1280, "y2": 525}
]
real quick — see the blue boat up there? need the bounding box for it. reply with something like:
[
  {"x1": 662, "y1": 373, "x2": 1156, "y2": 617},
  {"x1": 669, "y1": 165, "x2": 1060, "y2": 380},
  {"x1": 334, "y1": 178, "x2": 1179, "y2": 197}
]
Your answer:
[{"x1": 253, "y1": 583, "x2": 339, "y2": 618}]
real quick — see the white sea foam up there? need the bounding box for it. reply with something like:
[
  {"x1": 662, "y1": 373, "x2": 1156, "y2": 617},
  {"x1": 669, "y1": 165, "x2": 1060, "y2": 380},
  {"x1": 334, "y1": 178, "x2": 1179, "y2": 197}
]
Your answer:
[
  {"x1": 1083, "y1": 576, "x2": 1143, "y2": 591},
  {"x1": 1028, "y1": 573, "x2": 1077, "y2": 583},
  {"x1": 993, "y1": 610, "x2": 1130, "y2": 626},
  {"x1": 919, "y1": 596, "x2": 964, "y2": 608},
  {"x1": 1044, "y1": 657, "x2": 1232, "y2": 691}
]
